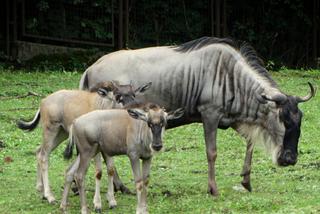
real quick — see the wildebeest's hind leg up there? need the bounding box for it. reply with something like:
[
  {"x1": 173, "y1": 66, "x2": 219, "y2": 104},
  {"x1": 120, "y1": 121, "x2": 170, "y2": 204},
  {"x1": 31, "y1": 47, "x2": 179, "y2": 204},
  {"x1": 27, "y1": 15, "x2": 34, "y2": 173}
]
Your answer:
[
  {"x1": 93, "y1": 154, "x2": 102, "y2": 212},
  {"x1": 201, "y1": 111, "x2": 220, "y2": 196},
  {"x1": 60, "y1": 155, "x2": 80, "y2": 212},
  {"x1": 112, "y1": 167, "x2": 132, "y2": 194},
  {"x1": 240, "y1": 140, "x2": 254, "y2": 192},
  {"x1": 75, "y1": 147, "x2": 98, "y2": 214},
  {"x1": 37, "y1": 126, "x2": 67, "y2": 203}
]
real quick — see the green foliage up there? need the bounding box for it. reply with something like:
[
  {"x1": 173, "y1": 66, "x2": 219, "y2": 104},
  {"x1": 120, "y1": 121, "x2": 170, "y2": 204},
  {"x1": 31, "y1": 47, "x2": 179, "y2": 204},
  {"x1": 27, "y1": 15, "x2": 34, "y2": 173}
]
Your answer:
[
  {"x1": 25, "y1": 0, "x2": 113, "y2": 43},
  {"x1": 17, "y1": 0, "x2": 316, "y2": 68},
  {"x1": 0, "y1": 69, "x2": 320, "y2": 213},
  {"x1": 20, "y1": 50, "x2": 104, "y2": 72},
  {"x1": 228, "y1": 0, "x2": 314, "y2": 67}
]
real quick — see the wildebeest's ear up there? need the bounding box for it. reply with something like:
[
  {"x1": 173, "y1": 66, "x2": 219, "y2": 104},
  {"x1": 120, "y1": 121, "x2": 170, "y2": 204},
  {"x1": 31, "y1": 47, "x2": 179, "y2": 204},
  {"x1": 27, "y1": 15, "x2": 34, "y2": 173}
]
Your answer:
[
  {"x1": 97, "y1": 88, "x2": 109, "y2": 97},
  {"x1": 167, "y1": 108, "x2": 184, "y2": 121},
  {"x1": 135, "y1": 82, "x2": 152, "y2": 94},
  {"x1": 127, "y1": 109, "x2": 148, "y2": 122},
  {"x1": 258, "y1": 92, "x2": 287, "y2": 105}
]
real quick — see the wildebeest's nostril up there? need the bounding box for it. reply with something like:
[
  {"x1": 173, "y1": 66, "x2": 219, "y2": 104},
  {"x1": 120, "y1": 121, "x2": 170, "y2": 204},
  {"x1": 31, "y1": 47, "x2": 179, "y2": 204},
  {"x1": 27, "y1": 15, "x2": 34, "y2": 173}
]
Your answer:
[{"x1": 152, "y1": 144, "x2": 163, "y2": 151}]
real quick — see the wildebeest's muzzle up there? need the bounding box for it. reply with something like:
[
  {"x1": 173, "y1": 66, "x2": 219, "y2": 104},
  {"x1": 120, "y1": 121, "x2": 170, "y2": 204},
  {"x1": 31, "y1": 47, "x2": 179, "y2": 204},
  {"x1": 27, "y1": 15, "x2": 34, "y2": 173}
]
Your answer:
[
  {"x1": 150, "y1": 124, "x2": 163, "y2": 151},
  {"x1": 278, "y1": 149, "x2": 297, "y2": 166}
]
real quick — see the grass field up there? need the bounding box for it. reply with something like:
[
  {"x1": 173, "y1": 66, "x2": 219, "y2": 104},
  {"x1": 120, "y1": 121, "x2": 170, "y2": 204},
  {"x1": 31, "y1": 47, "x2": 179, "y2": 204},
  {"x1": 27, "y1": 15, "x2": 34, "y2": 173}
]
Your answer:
[{"x1": 0, "y1": 69, "x2": 320, "y2": 214}]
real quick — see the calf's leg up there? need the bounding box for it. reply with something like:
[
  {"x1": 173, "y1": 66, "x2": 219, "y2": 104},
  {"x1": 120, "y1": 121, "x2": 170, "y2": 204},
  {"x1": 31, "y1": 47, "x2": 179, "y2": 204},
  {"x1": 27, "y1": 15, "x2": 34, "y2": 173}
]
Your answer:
[
  {"x1": 37, "y1": 126, "x2": 67, "y2": 203},
  {"x1": 140, "y1": 158, "x2": 152, "y2": 214},
  {"x1": 75, "y1": 151, "x2": 94, "y2": 214},
  {"x1": 93, "y1": 154, "x2": 102, "y2": 212},
  {"x1": 60, "y1": 156, "x2": 80, "y2": 212},
  {"x1": 130, "y1": 157, "x2": 147, "y2": 214},
  {"x1": 105, "y1": 156, "x2": 117, "y2": 208}
]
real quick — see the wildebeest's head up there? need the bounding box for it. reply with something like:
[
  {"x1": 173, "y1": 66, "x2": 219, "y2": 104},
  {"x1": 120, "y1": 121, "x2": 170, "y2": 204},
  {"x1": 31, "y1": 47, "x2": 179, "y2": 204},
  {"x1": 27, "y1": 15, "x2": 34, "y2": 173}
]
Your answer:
[
  {"x1": 127, "y1": 103, "x2": 184, "y2": 152},
  {"x1": 112, "y1": 81, "x2": 152, "y2": 105},
  {"x1": 260, "y1": 82, "x2": 315, "y2": 166},
  {"x1": 90, "y1": 81, "x2": 152, "y2": 106}
]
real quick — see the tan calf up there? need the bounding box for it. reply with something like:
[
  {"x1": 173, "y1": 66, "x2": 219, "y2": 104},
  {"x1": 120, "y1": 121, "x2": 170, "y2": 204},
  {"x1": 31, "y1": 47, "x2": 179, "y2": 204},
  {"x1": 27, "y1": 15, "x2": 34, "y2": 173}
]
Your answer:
[
  {"x1": 17, "y1": 81, "x2": 151, "y2": 209},
  {"x1": 60, "y1": 103, "x2": 184, "y2": 214}
]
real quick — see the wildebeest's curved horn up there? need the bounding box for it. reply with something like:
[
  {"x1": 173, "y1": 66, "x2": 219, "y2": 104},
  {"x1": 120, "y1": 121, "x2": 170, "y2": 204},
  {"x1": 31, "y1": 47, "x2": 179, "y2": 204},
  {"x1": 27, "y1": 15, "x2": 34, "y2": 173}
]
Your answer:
[
  {"x1": 295, "y1": 82, "x2": 315, "y2": 103},
  {"x1": 260, "y1": 92, "x2": 287, "y2": 105}
]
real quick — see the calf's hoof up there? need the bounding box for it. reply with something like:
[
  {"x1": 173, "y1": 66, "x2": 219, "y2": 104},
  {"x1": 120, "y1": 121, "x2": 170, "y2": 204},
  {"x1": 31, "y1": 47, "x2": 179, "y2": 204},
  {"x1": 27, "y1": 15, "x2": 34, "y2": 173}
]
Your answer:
[
  {"x1": 59, "y1": 204, "x2": 68, "y2": 214},
  {"x1": 42, "y1": 195, "x2": 56, "y2": 204},
  {"x1": 108, "y1": 200, "x2": 117, "y2": 209},
  {"x1": 36, "y1": 184, "x2": 43, "y2": 192},
  {"x1": 94, "y1": 208, "x2": 102, "y2": 213},
  {"x1": 81, "y1": 207, "x2": 89, "y2": 214},
  {"x1": 136, "y1": 207, "x2": 148, "y2": 214}
]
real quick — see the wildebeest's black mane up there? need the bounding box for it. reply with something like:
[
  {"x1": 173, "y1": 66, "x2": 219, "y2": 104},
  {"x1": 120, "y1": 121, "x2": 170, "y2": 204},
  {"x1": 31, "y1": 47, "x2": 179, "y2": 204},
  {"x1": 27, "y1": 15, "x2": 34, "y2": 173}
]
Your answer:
[{"x1": 173, "y1": 37, "x2": 277, "y2": 87}]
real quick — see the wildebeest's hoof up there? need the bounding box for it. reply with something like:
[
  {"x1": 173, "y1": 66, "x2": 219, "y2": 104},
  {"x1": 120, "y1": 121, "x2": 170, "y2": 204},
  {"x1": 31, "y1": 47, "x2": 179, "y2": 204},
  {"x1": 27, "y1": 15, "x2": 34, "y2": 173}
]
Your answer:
[
  {"x1": 119, "y1": 184, "x2": 133, "y2": 195},
  {"x1": 109, "y1": 200, "x2": 117, "y2": 209},
  {"x1": 71, "y1": 186, "x2": 79, "y2": 195},
  {"x1": 42, "y1": 195, "x2": 56, "y2": 204},
  {"x1": 94, "y1": 208, "x2": 102, "y2": 213},
  {"x1": 241, "y1": 181, "x2": 252, "y2": 192},
  {"x1": 207, "y1": 187, "x2": 219, "y2": 196},
  {"x1": 36, "y1": 184, "x2": 43, "y2": 192}
]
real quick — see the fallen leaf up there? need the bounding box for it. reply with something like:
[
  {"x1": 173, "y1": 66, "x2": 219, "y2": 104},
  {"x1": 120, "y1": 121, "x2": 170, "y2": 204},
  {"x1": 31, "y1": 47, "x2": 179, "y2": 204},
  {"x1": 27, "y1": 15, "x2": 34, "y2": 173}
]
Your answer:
[{"x1": 4, "y1": 156, "x2": 13, "y2": 163}]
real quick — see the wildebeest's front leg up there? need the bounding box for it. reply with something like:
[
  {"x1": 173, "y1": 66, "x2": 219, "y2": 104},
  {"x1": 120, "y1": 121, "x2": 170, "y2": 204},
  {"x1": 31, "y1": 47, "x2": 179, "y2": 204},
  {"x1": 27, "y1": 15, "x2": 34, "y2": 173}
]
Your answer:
[
  {"x1": 140, "y1": 158, "x2": 152, "y2": 213},
  {"x1": 105, "y1": 156, "x2": 117, "y2": 209},
  {"x1": 240, "y1": 140, "x2": 254, "y2": 192},
  {"x1": 130, "y1": 157, "x2": 148, "y2": 214},
  {"x1": 201, "y1": 111, "x2": 220, "y2": 196}
]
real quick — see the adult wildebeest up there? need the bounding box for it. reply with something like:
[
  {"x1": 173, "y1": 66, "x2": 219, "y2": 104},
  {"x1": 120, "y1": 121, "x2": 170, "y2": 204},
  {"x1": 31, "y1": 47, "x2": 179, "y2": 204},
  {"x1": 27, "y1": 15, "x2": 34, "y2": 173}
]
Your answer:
[
  {"x1": 60, "y1": 103, "x2": 184, "y2": 214},
  {"x1": 17, "y1": 81, "x2": 151, "y2": 207},
  {"x1": 79, "y1": 37, "x2": 315, "y2": 195}
]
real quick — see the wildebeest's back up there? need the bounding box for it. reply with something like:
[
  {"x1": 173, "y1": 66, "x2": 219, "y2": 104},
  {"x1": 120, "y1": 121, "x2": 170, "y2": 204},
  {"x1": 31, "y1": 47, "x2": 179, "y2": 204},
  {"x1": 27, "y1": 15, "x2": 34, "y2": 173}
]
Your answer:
[
  {"x1": 73, "y1": 109, "x2": 134, "y2": 155},
  {"x1": 41, "y1": 90, "x2": 96, "y2": 130},
  {"x1": 85, "y1": 46, "x2": 214, "y2": 121}
]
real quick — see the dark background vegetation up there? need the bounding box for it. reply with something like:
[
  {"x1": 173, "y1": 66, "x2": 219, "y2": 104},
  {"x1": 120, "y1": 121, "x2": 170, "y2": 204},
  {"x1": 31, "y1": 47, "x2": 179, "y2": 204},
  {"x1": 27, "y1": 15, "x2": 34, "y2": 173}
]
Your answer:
[{"x1": 0, "y1": 0, "x2": 319, "y2": 71}]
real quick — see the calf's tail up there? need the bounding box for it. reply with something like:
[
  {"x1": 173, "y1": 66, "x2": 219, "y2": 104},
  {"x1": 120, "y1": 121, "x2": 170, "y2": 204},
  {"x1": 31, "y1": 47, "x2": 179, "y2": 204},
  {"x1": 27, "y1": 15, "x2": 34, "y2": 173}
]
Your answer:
[
  {"x1": 17, "y1": 109, "x2": 40, "y2": 131},
  {"x1": 63, "y1": 125, "x2": 75, "y2": 160}
]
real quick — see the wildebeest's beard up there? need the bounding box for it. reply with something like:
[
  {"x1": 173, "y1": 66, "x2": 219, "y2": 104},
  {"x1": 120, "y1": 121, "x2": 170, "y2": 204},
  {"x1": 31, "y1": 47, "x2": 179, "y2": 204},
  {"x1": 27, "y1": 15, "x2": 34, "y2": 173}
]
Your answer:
[
  {"x1": 277, "y1": 97, "x2": 302, "y2": 166},
  {"x1": 149, "y1": 123, "x2": 164, "y2": 151}
]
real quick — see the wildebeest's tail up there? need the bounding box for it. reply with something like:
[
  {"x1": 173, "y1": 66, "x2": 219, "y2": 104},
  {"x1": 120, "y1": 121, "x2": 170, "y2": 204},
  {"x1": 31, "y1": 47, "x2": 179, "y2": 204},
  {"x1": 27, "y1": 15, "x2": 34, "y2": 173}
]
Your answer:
[
  {"x1": 17, "y1": 109, "x2": 40, "y2": 131},
  {"x1": 63, "y1": 125, "x2": 75, "y2": 160},
  {"x1": 79, "y1": 68, "x2": 89, "y2": 90}
]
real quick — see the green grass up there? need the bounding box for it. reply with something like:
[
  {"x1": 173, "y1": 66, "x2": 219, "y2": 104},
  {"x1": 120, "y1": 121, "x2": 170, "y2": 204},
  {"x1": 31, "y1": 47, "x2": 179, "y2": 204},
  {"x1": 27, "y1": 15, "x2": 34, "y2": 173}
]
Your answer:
[{"x1": 0, "y1": 69, "x2": 320, "y2": 214}]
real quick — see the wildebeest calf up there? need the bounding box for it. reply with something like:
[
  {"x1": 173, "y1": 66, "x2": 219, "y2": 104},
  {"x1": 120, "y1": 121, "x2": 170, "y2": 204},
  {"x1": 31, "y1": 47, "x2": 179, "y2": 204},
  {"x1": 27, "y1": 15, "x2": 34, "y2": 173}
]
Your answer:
[
  {"x1": 60, "y1": 103, "x2": 184, "y2": 214},
  {"x1": 17, "y1": 81, "x2": 151, "y2": 208}
]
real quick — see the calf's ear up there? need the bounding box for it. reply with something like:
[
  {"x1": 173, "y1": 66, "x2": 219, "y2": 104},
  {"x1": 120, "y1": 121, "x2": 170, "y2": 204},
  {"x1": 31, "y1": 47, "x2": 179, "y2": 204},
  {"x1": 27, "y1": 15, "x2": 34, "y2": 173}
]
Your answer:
[
  {"x1": 135, "y1": 82, "x2": 152, "y2": 94},
  {"x1": 127, "y1": 109, "x2": 148, "y2": 122},
  {"x1": 167, "y1": 108, "x2": 184, "y2": 121}
]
